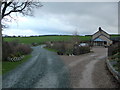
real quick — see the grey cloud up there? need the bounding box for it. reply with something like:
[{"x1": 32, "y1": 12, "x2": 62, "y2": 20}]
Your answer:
[{"x1": 3, "y1": 2, "x2": 118, "y2": 36}]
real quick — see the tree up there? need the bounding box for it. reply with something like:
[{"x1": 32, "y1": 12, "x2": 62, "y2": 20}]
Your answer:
[
  {"x1": 0, "y1": 1, "x2": 2, "y2": 61},
  {"x1": 0, "y1": 0, "x2": 43, "y2": 61},
  {"x1": 72, "y1": 29, "x2": 80, "y2": 44},
  {"x1": 1, "y1": 0, "x2": 43, "y2": 19}
]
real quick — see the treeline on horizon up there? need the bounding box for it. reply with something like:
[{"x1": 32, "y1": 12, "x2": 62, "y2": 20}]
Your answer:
[{"x1": 3, "y1": 34, "x2": 120, "y2": 38}]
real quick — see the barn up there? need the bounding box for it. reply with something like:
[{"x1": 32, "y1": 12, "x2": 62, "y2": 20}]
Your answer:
[{"x1": 92, "y1": 27, "x2": 113, "y2": 46}]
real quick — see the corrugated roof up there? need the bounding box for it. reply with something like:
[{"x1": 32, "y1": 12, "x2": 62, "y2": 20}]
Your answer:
[{"x1": 94, "y1": 38, "x2": 106, "y2": 41}]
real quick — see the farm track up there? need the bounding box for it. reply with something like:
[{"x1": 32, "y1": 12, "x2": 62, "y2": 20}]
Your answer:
[
  {"x1": 60, "y1": 47, "x2": 120, "y2": 88},
  {"x1": 2, "y1": 46, "x2": 120, "y2": 88},
  {"x1": 2, "y1": 46, "x2": 70, "y2": 88}
]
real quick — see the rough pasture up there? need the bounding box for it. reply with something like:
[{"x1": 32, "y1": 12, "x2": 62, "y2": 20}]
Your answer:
[{"x1": 3, "y1": 35, "x2": 92, "y2": 44}]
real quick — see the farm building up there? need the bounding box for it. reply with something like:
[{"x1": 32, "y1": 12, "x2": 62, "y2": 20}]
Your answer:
[{"x1": 92, "y1": 27, "x2": 113, "y2": 46}]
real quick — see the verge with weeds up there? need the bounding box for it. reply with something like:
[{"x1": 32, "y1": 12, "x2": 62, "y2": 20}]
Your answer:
[{"x1": 2, "y1": 55, "x2": 31, "y2": 74}]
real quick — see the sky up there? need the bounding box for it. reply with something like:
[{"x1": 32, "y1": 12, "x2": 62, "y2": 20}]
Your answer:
[{"x1": 2, "y1": 2, "x2": 118, "y2": 36}]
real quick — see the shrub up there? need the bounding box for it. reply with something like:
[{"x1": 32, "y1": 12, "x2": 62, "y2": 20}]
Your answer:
[
  {"x1": 73, "y1": 46, "x2": 90, "y2": 55},
  {"x1": 57, "y1": 51, "x2": 64, "y2": 55},
  {"x1": 16, "y1": 44, "x2": 32, "y2": 55},
  {"x1": 65, "y1": 49, "x2": 73, "y2": 55},
  {"x1": 109, "y1": 42, "x2": 120, "y2": 72},
  {"x1": 108, "y1": 42, "x2": 120, "y2": 56},
  {"x1": 14, "y1": 52, "x2": 22, "y2": 57},
  {"x1": 2, "y1": 41, "x2": 32, "y2": 61},
  {"x1": 32, "y1": 42, "x2": 38, "y2": 46},
  {"x1": 2, "y1": 41, "x2": 13, "y2": 61},
  {"x1": 9, "y1": 54, "x2": 15, "y2": 58},
  {"x1": 46, "y1": 41, "x2": 90, "y2": 55}
]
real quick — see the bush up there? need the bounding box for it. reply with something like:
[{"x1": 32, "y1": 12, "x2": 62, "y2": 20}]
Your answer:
[
  {"x1": 9, "y1": 54, "x2": 15, "y2": 58},
  {"x1": 109, "y1": 42, "x2": 120, "y2": 72},
  {"x1": 46, "y1": 41, "x2": 90, "y2": 55},
  {"x1": 2, "y1": 41, "x2": 32, "y2": 61},
  {"x1": 2, "y1": 41, "x2": 13, "y2": 61},
  {"x1": 73, "y1": 46, "x2": 90, "y2": 55},
  {"x1": 108, "y1": 42, "x2": 120, "y2": 56},
  {"x1": 32, "y1": 42, "x2": 38, "y2": 46},
  {"x1": 16, "y1": 44, "x2": 32, "y2": 55},
  {"x1": 66, "y1": 49, "x2": 73, "y2": 55},
  {"x1": 14, "y1": 52, "x2": 22, "y2": 57}
]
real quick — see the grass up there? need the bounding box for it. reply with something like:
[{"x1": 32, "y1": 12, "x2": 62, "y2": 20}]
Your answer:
[
  {"x1": 110, "y1": 34, "x2": 120, "y2": 37},
  {"x1": 109, "y1": 52, "x2": 120, "y2": 72},
  {"x1": 0, "y1": 62, "x2": 2, "y2": 75},
  {"x1": 3, "y1": 35, "x2": 119, "y2": 45},
  {"x1": 3, "y1": 35, "x2": 92, "y2": 44},
  {"x1": 2, "y1": 55, "x2": 31, "y2": 75},
  {"x1": 44, "y1": 47, "x2": 58, "y2": 52}
]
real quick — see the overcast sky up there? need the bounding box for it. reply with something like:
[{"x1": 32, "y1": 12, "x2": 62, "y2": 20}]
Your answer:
[{"x1": 2, "y1": 2, "x2": 118, "y2": 36}]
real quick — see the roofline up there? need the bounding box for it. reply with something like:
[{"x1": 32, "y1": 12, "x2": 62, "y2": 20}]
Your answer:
[
  {"x1": 92, "y1": 34, "x2": 111, "y2": 41},
  {"x1": 92, "y1": 29, "x2": 109, "y2": 36}
]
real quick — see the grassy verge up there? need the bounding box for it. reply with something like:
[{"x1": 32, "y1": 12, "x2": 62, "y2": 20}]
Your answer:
[
  {"x1": 2, "y1": 55, "x2": 31, "y2": 75},
  {"x1": 0, "y1": 62, "x2": 2, "y2": 75},
  {"x1": 109, "y1": 53, "x2": 120, "y2": 72},
  {"x1": 44, "y1": 47, "x2": 58, "y2": 52}
]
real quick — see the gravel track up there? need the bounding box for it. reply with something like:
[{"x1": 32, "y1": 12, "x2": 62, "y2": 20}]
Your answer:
[
  {"x1": 2, "y1": 46, "x2": 70, "y2": 88},
  {"x1": 92, "y1": 58, "x2": 120, "y2": 88},
  {"x1": 2, "y1": 46, "x2": 120, "y2": 88},
  {"x1": 60, "y1": 47, "x2": 120, "y2": 88}
]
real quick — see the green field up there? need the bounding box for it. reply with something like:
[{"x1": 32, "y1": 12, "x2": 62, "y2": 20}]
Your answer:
[
  {"x1": 3, "y1": 35, "x2": 119, "y2": 45},
  {"x1": 3, "y1": 35, "x2": 92, "y2": 44}
]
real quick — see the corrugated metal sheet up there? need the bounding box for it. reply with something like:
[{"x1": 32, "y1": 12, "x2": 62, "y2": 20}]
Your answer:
[{"x1": 94, "y1": 38, "x2": 106, "y2": 41}]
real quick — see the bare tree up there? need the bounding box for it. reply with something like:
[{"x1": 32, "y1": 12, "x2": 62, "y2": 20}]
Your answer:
[
  {"x1": 1, "y1": 0, "x2": 43, "y2": 19},
  {"x1": 0, "y1": 0, "x2": 43, "y2": 61},
  {"x1": 72, "y1": 30, "x2": 80, "y2": 44},
  {"x1": 0, "y1": 1, "x2": 2, "y2": 62},
  {"x1": 73, "y1": 30, "x2": 79, "y2": 36}
]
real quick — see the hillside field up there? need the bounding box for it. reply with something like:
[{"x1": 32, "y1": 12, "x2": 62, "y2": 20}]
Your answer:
[
  {"x1": 3, "y1": 35, "x2": 119, "y2": 44},
  {"x1": 3, "y1": 35, "x2": 92, "y2": 44}
]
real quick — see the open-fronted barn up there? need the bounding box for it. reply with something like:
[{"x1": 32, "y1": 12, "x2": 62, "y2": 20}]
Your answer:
[{"x1": 92, "y1": 27, "x2": 113, "y2": 46}]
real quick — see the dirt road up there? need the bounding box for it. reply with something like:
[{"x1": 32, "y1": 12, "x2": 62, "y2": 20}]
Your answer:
[
  {"x1": 60, "y1": 47, "x2": 119, "y2": 88},
  {"x1": 2, "y1": 46, "x2": 119, "y2": 88},
  {"x1": 2, "y1": 46, "x2": 70, "y2": 88}
]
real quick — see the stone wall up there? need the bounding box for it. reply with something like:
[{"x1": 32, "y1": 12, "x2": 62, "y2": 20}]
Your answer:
[{"x1": 7, "y1": 55, "x2": 24, "y2": 62}]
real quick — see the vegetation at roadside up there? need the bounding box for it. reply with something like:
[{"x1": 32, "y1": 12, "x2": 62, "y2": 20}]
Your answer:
[
  {"x1": 2, "y1": 55, "x2": 31, "y2": 74},
  {"x1": 109, "y1": 42, "x2": 120, "y2": 72},
  {"x1": 110, "y1": 52, "x2": 120, "y2": 72},
  {"x1": 46, "y1": 39, "x2": 90, "y2": 55},
  {"x1": 2, "y1": 40, "x2": 32, "y2": 75},
  {"x1": 44, "y1": 47, "x2": 58, "y2": 52},
  {"x1": 2, "y1": 40, "x2": 32, "y2": 61},
  {"x1": 0, "y1": 62, "x2": 2, "y2": 75}
]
